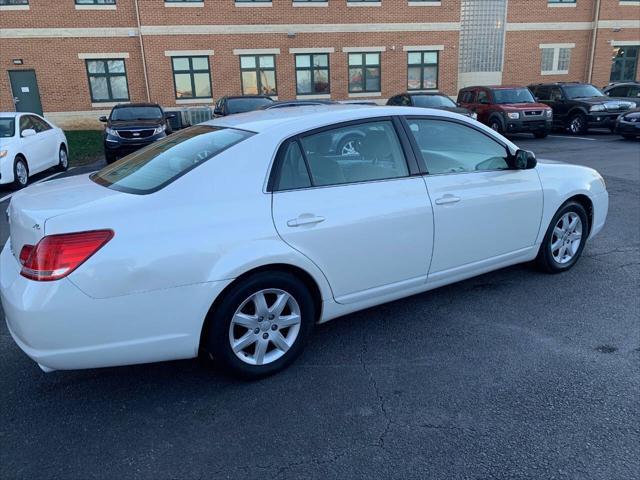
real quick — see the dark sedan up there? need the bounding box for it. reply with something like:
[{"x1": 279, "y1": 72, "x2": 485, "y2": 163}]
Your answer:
[
  {"x1": 387, "y1": 92, "x2": 477, "y2": 119},
  {"x1": 615, "y1": 108, "x2": 640, "y2": 139}
]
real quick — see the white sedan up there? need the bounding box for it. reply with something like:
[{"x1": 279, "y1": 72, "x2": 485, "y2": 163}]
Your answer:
[
  {"x1": 0, "y1": 112, "x2": 68, "y2": 189},
  {"x1": 1, "y1": 106, "x2": 608, "y2": 378}
]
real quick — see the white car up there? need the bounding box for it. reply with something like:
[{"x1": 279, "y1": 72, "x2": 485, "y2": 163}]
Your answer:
[
  {"x1": 1, "y1": 106, "x2": 608, "y2": 378},
  {"x1": 0, "y1": 112, "x2": 68, "y2": 189}
]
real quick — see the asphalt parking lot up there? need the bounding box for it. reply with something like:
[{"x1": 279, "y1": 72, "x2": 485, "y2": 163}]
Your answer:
[{"x1": 0, "y1": 132, "x2": 638, "y2": 480}]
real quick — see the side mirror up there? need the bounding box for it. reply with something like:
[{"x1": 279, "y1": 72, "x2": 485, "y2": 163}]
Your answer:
[
  {"x1": 21, "y1": 128, "x2": 36, "y2": 137},
  {"x1": 99, "y1": 116, "x2": 108, "y2": 122},
  {"x1": 513, "y1": 149, "x2": 537, "y2": 170},
  {"x1": 213, "y1": 107, "x2": 223, "y2": 116},
  {"x1": 165, "y1": 113, "x2": 176, "y2": 119}
]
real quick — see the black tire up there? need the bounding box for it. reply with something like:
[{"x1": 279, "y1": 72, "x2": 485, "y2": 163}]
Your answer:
[
  {"x1": 336, "y1": 135, "x2": 362, "y2": 156},
  {"x1": 622, "y1": 134, "x2": 636, "y2": 140},
  {"x1": 489, "y1": 117, "x2": 504, "y2": 134},
  {"x1": 57, "y1": 145, "x2": 69, "y2": 172},
  {"x1": 567, "y1": 112, "x2": 588, "y2": 135},
  {"x1": 609, "y1": 126, "x2": 616, "y2": 134},
  {"x1": 533, "y1": 131, "x2": 549, "y2": 139},
  {"x1": 203, "y1": 271, "x2": 315, "y2": 379},
  {"x1": 536, "y1": 201, "x2": 589, "y2": 274},
  {"x1": 13, "y1": 156, "x2": 29, "y2": 190}
]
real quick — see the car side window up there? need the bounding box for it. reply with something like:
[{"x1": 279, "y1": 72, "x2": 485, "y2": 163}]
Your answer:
[
  {"x1": 629, "y1": 86, "x2": 640, "y2": 97},
  {"x1": 406, "y1": 118, "x2": 510, "y2": 175},
  {"x1": 298, "y1": 120, "x2": 409, "y2": 187},
  {"x1": 535, "y1": 86, "x2": 550, "y2": 101},
  {"x1": 550, "y1": 87, "x2": 563, "y2": 101},
  {"x1": 30, "y1": 116, "x2": 51, "y2": 133},
  {"x1": 19, "y1": 116, "x2": 33, "y2": 135},
  {"x1": 461, "y1": 90, "x2": 475, "y2": 103},
  {"x1": 275, "y1": 140, "x2": 312, "y2": 191}
]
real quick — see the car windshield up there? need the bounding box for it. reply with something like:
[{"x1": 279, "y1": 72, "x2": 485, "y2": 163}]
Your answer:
[
  {"x1": 563, "y1": 84, "x2": 604, "y2": 99},
  {"x1": 492, "y1": 88, "x2": 536, "y2": 104},
  {"x1": 412, "y1": 95, "x2": 457, "y2": 108},
  {"x1": 111, "y1": 106, "x2": 163, "y2": 121},
  {"x1": 0, "y1": 117, "x2": 15, "y2": 138},
  {"x1": 227, "y1": 97, "x2": 273, "y2": 114},
  {"x1": 91, "y1": 125, "x2": 254, "y2": 194}
]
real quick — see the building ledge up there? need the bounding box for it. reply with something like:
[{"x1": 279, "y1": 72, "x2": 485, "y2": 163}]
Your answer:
[
  {"x1": 75, "y1": 4, "x2": 117, "y2": 10},
  {"x1": 0, "y1": 5, "x2": 30, "y2": 10},
  {"x1": 235, "y1": 2, "x2": 272, "y2": 7},
  {"x1": 164, "y1": 1, "x2": 204, "y2": 7},
  {"x1": 176, "y1": 98, "x2": 214, "y2": 105},
  {"x1": 348, "y1": 92, "x2": 382, "y2": 98}
]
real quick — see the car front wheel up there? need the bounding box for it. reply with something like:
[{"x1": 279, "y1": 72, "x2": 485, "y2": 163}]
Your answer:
[
  {"x1": 536, "y1": 201, "x2": 589, "y2": 273},
  {"x1": 13, "y1": 157, "x2": 29, "y2": 189},
  {"x1": 568, "y1": 113, "x2": 588, "y2": 135},
  {"x1": 204, "y1": 271, "x2": 315, "y2": 379}
]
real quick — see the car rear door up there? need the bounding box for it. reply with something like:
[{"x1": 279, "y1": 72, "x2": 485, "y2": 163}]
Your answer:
[
  {"x1": 271, "y1": 118, "x2": 434, "y2": 304},
  {"x1": 403, "y1": 116, "x2": 543, "y2": 276}
]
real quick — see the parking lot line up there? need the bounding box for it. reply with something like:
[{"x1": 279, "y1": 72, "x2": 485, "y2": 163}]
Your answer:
[
  {"x1": 548, "y1": 135, "x2": 597, "y2": 141},
  {"x1": 0, "y1": 169, "x2": 75, "y2": 204}
]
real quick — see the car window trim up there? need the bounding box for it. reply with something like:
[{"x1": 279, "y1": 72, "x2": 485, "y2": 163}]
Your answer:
[
  {"x1": 399, "y1": 115, "x2": 514, "y2": 176},
  {"x1": 267, "y1": 116, "x2": 420, "y2": 193}
]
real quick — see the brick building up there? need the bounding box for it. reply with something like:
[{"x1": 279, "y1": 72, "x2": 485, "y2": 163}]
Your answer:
[{"x1": 1, "y1": 0, "x2": 638, "y2": 129}]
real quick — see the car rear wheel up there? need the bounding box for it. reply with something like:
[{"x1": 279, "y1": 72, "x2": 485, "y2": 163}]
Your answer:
[
  {"x1": 204, "y1": 271, "x2": 315, "y2": 379},
  {"x1": 536, "y1": 201, "x2": 588, "y2": 273},
  {"x1": 568, "y1": 113, "x2": 588, "y2": 135},
  {"x1": 57, "y1": 146, "x2": 69, "y2": 172},
  {"x1": 13, "y1": 157, "x2": 29, "y2": 189}
]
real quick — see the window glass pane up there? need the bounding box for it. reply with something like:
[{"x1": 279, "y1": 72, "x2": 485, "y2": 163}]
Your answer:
[
  {"x1": 240, "y1": 56, "x2": 256, "y2": 69},
  {"x1": 423, "y1": 66, "x2": 438, "y2": 89},
  {"x1": 313, "y1": 69, "x2": 330, "y2": 93},
  {"x1": 109, "y1": 76, "x2": 129, "y2": 99},
  {"x1": 107, "y1": 60, "x2": 125, "y2": 73},
  {"x1": 348, "y1": 54, "x2": 363, "y2": 66},
  {"x1": 296, "y1": 55, "x2": 311, "y2": 68},
  {"x1": 296, "y1": 70, "x2": 312, "y2": 94},
  {"x1": 87, "y1": 61, "x2": 105, "y2": 74},
  {"x1": 408, "y1": 52, "x2": 422, "y2": 65},
  {"x1": 558, "y1": 48, "x2": 571, "y2": 71},
  {"x1": 242, "y1": 72, "x2": 258, "y2": 95},
  {"x1": 89, "y1": 77, "x2": 109, "y2": 100},
  {"x1": 193, "y1": 73, "x2": 211, "y2": 97},
  {"x1": 365, "y1": 68, "x2": 380, "y2": 91},
  {"x1": 423, "y1": 52, "x2": 438, "y2": 64},
  {"x1": 172, "y1": 57, "x2": 190, "y2": 71},
  {"x1": 276, "y1": 141, "x2": 311, "y2": 191},
  {"x1": 541, "y1": 48, "x2": 554, "y2": 71},
  {"x1": 349, "y1": 68, "x2": 364, "y2": 92},
  {"x1": 259, "y1": 55, "x2": 274, "y2": 68},
  {"x1": 300, "y1": 121, "x2": 408, "y2": 186},
  {"x1": 407, "y1": 119, "x2": 509, "y2": 175},
  {"x1": 365, "y1": 53, "x2": 379, "y2": 66},
  {"x1": 174, "y1": 73, "x2": 193, "y2": 98},
  {"x1": 408, "y1": 67, "x2": 421, "y2": 90},
  {"x1": 313, "y1": 54, "x2": 328, "y2": 67},
  {"x1": 191, "y1": 57, "x2": 209, "y2": 70},
  {"x1": 260, "y1": 71, "x2": 277, "y2": 95},
  {"x1": 92, "y1": 126, "x2": 254, "y2": 194}
]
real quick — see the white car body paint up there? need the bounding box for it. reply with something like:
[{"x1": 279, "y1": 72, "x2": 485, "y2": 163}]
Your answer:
[
  {"x1": 0, "y1": 112, "x2": 67, "y2": 185},
  {"x1": 0, "y1": 105, "x2": 608, "y2": 372}
]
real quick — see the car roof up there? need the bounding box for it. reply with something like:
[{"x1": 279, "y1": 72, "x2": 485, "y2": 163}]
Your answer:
[
  {"x1": 0, "y1": 112, "x2": 20, "y2": 118},
  {"x1": 462, "y1": 85, "x2": 526, "y2": 90},
  {"x1": 205, "y1": 104, "x2": 472, "y2": 135},
  {"x1": 113, "y1": 102, "x2": 162, "y2": 108},
  {"x1": 224, "y1": 95, "x2": 273, "y2": 100},
  {"x1": 406, "y1": 92, "x2": 447, "y2": 96}
]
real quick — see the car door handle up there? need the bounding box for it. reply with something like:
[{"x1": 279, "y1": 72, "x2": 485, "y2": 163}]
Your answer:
[
  {"x1": 287, "y1": 216, "x2": 326, "y2": 227},
  {"x1": 434, "y1": 195, "x2": 461, "y2": 205}
]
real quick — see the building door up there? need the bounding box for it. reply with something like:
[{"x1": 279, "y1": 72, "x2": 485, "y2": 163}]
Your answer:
[
  {"x1": 8, "y1": 70, "x2": 43, "y2": 115},
  {"x1": 610, "y1": 46, "x2": 639, "y2": 83}
]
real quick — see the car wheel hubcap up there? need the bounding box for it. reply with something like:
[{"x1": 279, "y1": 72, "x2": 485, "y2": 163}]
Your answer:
[
  {"x1": 16, "y1": 162, "x2": 27, "y2": 185},
  {"x1": 341, "y1": 140, "x2": 359, "y2": 156},
  {"x1": 551, "y1": 212, "x2": 582, "y2": 264},
  {"x1": 60, "y1": 149, "x2": 68, "y2": 168},
  {"x1": 570, "y1": 117, "x2": 583, "y2": 133},
  {"x1": 229, "y1": 289, "x2": 301, "y2": 366},
  {"x1": 491, "y1": 122, "x2": 500, "y2": 131}
]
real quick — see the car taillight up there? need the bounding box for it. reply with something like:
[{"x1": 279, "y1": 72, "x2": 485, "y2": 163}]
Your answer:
[
  {"x1": 19, "y1": 244, "x2": 34, "y2": 265},
  {"x1": 20, "y1": 230, "x2": 114, "y2": 282}
]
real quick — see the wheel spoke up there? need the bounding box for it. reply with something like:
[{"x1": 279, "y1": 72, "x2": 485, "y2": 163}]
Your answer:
[
  {"x1": 233, "y1": 332, "x2": 256, "y2": 353},
  {"x1": 252, "y1": 292, "x2": 269, "y2": 316},
  {"x1": 271, "y1": 332, "x2": 290, "y2": 353},
  {"x1": 254, "y1": 339, "x2": 268, "y2": 365},
  {"x1": 551, "y1": 238, "x2": 563, "y2": 251},
  {"x1": 232, "y1": 313, "x2": 258, "y2": 329},
  {"x1": 558, "y1": 245, "x2": 567, "y2": 261},
  {"x1": 554, "y1": 226, "x2": 564, "y2": 238},
  {"x1": 277, "y1": 314, "x2": 301, "y2": 328},
  {"x1": 270, "y1": 292, "x2": 289, "y2": 316}
]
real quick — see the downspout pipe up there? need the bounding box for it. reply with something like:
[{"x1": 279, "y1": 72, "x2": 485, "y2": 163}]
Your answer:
[
  {"x1": 134, "y1": 0, "x2": 151, "y2": 102},
  {"x1": 587, "y1": 0, "x2": 602, "y2": 84}
]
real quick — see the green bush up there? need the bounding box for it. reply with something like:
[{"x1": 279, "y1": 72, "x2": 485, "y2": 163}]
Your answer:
[{"x1": 64, "y1": 130, "x2": 104, "y2": 167}]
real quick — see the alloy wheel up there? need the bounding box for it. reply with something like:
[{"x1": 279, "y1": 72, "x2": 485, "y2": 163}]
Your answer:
[
  {"x1": 570, "y1": 116, "x2": 584, "y2": 134},
  {"x1": 228, "y1": 289, "x2": 302, "y2": 366},
  {"x1": 16, "y1": 161, "x2": 28, "y2": 186},
  {"x1": 59, "y1": 148, "x2": 68, "y2": 169},
  {"x1": 550, "y1": 212, "x2": 583, "y2": 264},
  {"x1": 341, "y1": 140, "x2": 359, "y2": 156}
]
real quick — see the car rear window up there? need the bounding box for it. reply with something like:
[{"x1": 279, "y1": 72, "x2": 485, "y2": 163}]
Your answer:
[
  {"x1": 0, "y1": 117, "x2": 15, "y2": 138},
  {"x1": 91, "y1": 125, "x2": 254, "y2": 194}
]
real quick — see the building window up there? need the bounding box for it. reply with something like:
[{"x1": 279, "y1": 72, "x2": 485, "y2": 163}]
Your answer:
[
  {"x1": 295, "y1": 54, "x2": 330, "y2": 95},
  {"x1": 172, "y1": 57, "x2": 212, "y2": 99},
  {"x1": 240, "y1": 55, "x2": 277, "y2": 95},
  {"x1": 0, "y1": 0, "x2": 29, "y2": 5},
  {"x1": 348, "y1": 53, "x2": 381, "y2": 93},
  {"x1": 540, "y1": 45, "x2": 573, "y2": 74},
  {"x1": 610, "y1": 46, "x2": 639, "y2": 82},
  {"x1": 85, "y1": 59, "x2": 129, "y2": 102},
  {"x1": 407, "y1": 51, "x2": 438, "y2": 90},
  {"x1": 75, "y1": 0, "x2": 116, "y2": 4}
]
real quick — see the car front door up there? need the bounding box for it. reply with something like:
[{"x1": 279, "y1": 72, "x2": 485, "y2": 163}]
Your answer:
[
  {"x1": 17, "y1": 115, "x2": 47, "y2": 174},
  {"x1": 30, "y1": 116, "x2": 58, "y2": 169},
  {"x1": 404, "y1": 116, "x2": 543, "y2": 276},
  {"x1": 271, "y1": 118, "x2": 434, "y2": 304}
]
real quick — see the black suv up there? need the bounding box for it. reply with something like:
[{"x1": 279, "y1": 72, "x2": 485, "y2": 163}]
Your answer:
[
  {"x1": 529, "y1": 82, "x2": 635, "y2": 134},
  {"x1": 213, "y1": 95, "x2": 274, "y2": 116},
  {"x1": 100, "y1": 103, "x2": 174, "y2": 164},
  {"x1": 387, "y1": 92, "x2": 476, "y2": 118}
]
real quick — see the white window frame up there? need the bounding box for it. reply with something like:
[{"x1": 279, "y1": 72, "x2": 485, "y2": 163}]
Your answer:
[{"x1": 539, "y1": 43, "x2": 575, "y2": 75}]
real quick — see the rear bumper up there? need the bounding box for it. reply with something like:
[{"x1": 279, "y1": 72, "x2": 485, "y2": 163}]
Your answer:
[
  {"x1": 0, "y1": 240, "x2": 230, "y2": 372},
  {"x1": 505, "y1": 119, "x2": 552, "y2": 133}
]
